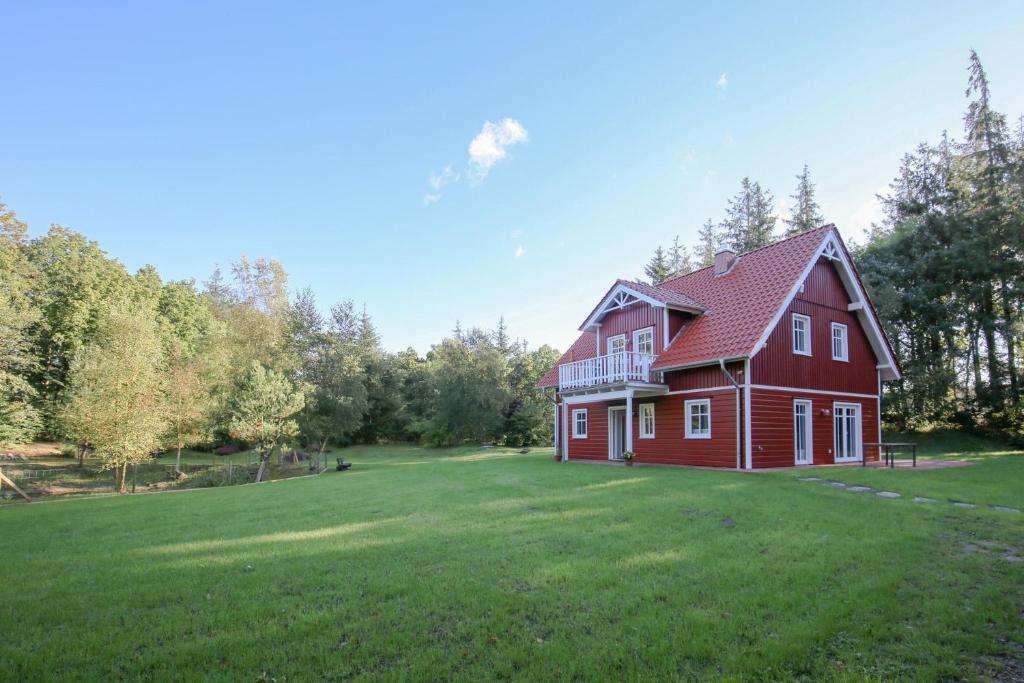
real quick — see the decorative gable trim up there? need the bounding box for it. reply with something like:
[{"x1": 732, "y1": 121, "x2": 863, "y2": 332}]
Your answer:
[
  {"x1": 749, "y1": 230, "x2": 901, "y2": 380},
  {"x1": 580, "y1": 282, "x2": 703, "y2": 332}
]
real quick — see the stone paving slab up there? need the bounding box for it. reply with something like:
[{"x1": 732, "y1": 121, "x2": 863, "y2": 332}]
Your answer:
[
  {"x1": 913, "y1": 496, "x2": 937, "y2": 503},
  {"x1": 952, "y1": 501, "x2": 977, "y2": 509},
  {"x1": 991, "y1": 505, "x2": 1020, "y2": 513},
  {"x1": 876, "y1": 491, "x2": 901, "y2": 498},
  {"x1": 795, "y1": 475, "x2": 1011, "y2": 513},
  {"x1": 846, "y1": 485, "x2": 872, "y2": 492}
]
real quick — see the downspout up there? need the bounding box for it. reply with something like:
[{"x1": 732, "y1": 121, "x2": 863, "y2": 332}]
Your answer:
[{"x1": 719, "y1": 359, "x2": 742, "y2": 470}]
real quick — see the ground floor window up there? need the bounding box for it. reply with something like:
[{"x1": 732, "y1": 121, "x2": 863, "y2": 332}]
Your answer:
[
  {"x1": 794, "y1": 400, "x2": 812, "y2": 465},
  {"x1": 639, "y1": 403, "x2": 655, "y2": 438},
  {"x1": 572, "y1": 409, "x2": 588, "y2": 438},
  {"x1": 684, "y1": 399, "x2": 711, "y2": 439},
  {"x1": 833, "y1": 402, "x2": 861, "y2": 461}
]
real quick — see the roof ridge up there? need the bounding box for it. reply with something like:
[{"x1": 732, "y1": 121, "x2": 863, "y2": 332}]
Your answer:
[{"x1": 656, "y1": 224, "x2": 835, "y2": 287}]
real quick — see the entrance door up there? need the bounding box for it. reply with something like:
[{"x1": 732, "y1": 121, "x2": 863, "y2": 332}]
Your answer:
[
  {"x1": 793, "y1": 400, "x2": 812, "y2": 465},
  {"x1": 833, "y1": 403, "x2": 861, "y2": 462},
  {"x1": 608, "y1": 407, "x2": 626, "y2": 460}
]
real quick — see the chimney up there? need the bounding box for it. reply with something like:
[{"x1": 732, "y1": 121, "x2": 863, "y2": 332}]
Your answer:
[{"x1": 714, "y1": 250, "x2": 737, "y2": 276}]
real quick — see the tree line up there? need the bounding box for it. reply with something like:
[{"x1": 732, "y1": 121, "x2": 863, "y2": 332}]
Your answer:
[
  {"x1": 0, "y1": 218, "x2": 560, "y2": 490},
  {"x1": 642, "y1": 51, "x2": 1022, "y2": 440}
]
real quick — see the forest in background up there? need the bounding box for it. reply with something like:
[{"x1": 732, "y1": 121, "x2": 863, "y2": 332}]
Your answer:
[
  {"x1": 0, "y1": 211, "x2": 559, "y2": 487},
  {"x1": 643, "y1": 52, "x2": 1022, "y2": 441}
]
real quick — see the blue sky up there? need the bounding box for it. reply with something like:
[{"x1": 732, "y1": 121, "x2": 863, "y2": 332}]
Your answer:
[{"x1": 4, "y1": 1, "x2": 1023, "y2": 353}]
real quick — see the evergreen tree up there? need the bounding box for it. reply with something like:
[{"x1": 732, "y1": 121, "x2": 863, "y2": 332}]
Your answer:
[
  {"x1": 644, "y1": 246, "x2": 672, "y2": 283},
  {"x1": 696, "y1": 219, "x2": 721, "y2": 267},
  {"x1": 720, "y1": 177, "x2": 777, "y2": 253},
  {"x1": 784, "y1": 165, "x2": 824, "y2": 236}
]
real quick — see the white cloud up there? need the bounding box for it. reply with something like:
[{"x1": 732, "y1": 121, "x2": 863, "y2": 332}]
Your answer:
[
  {"x1": 423, "y1": 192, "x2": 441, "y2": 205},
  {"x1": 716, "y1": 72, "x2": 728, "y2": 90},
  {"x1": 468, "y1": 118, "x2": 528, "y2": 182},
  {"x1": 514, "y1": 245, "x2": 526, "y2": 258},
  {"x1": 423, "y1": 165, "x2": 460, "y2": 205}
]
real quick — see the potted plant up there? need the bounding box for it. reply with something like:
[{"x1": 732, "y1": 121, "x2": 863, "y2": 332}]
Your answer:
[
  {"x1": 623, "y1": 451, "x2": 635, "y2": 467},
  {"x1": 553, "y1": 451, "x2": 562, "y2": 462}
]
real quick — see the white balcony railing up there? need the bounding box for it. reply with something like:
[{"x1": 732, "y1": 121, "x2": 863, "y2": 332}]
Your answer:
[{"x1": 558, "y1": 351, "x2": 657, "y2": 390}]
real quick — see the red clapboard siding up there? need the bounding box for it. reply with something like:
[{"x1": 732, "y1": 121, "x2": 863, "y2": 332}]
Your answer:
[
  {"x1": 752, "y1": 258, "x2": 877, "y2": 395},
  {"x1": 565, "y1": 401, "x2": 610, "y2": 460},
  {"x1": 631, "y1": 391, "x2": 739, "y2": 468},
  {"x1": 749, "y1": 388, "x2": 879, "y2": 468},
  {"x1": 664, "y1": 362, "x2": 744, "y2": 391},
  {"x1": 599, "y1": 303, "x2": 665, "y2": 354}
]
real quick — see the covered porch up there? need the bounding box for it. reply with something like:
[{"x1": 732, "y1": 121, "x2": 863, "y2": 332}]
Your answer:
[{"x1": 555, "y1": 382, "x2": 668, "y2": 462}]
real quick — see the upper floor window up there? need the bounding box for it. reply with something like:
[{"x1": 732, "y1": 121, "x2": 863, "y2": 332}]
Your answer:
[
  {"x1": 572, "y1": 409, "x2": 588, "y2": 438},
  {"x1": 633, "y1": 327, "x2": 654, "y2": 356},
  {"x1": 639, "y1": 403, "x2": 655, "y2": 438},
  {"x1": 607, "y1": 335, "x2": 626, "y2": 356},
  {"x1": 831, "y1": 322, "x2": 849, "y2": 361},
  {"x1": 792, "y1": 314, "x2": 811, "y2": 356},
  {"x1": 684, "y1": 399, "x2": 711, "y2": 439}
]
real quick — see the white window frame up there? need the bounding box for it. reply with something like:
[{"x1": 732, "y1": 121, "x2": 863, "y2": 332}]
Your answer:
[
  {"x1": 831, "y1": 322, "x2": 849, "y2": 362},
  {"x1": 606, "y1": 334, "x2": 626, "y2": 356},
  {"x1": 633, "y1": 327, "x2": 655, "y2": 356},
  {"x1": 639, "y1": 403, "x2": 655, "y2": 438},
  {"x1": 572, "y1": 409, "x2": 588, "y2": 438},
  {"x1": 832, "y1": 402, "x2": 862, "y2": 462},
  {"x1": 793, "y1": 399, "x2": 813, "y2": 465},
  {"x1": 792, "y1": 313, "x2": 811, "y2": 356},
  {"x1": 684, "y1": 399, "x2": 711, "y2": 439}
]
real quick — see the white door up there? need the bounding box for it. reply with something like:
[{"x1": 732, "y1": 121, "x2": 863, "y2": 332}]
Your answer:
[
  {"x1": 794, "y1": 400, "x2": 812, "y2": 465},
  {"x1": 833, "y1": 403, "x2": 861, "y2": 462},
  {"x1": 608, "y1": 407, "x2": 626, "y2": 460}
]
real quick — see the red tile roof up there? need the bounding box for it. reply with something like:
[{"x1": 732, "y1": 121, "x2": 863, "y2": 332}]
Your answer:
[
  {"x1": 536, "y1": 225, "x2": 836, "y2": 388},
  {"x1": 651, "y1": 225, "x2": 834, "y2": 370}
]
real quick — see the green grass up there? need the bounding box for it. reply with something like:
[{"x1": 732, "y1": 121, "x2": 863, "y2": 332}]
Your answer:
[
  {"x1": 1, "y1": 444, "x2": 1022, "y2": 681},
  {"x1": 883, "y1": 428, "x2": 1022, "y2": 461}
]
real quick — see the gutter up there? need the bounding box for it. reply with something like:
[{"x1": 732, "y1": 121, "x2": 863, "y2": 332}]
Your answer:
[{"x1": 719, "y1": 359, "x2": 743, "y2": 470}]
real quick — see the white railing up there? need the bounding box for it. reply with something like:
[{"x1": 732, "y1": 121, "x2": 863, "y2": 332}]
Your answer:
[{"x1": 558, "y1": 352, "x2": 657, "y2": 389}]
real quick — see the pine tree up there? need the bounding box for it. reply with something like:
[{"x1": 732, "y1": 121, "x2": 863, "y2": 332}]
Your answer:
[
  {"x1": 667, "y1": 236, "x2": 693, "y2": 278},
  {"x1": 784, "y1": 165, "x2": 824, "y2": 236},
  {"x1": 720, "y1": 177, "x2": 777, "y2": 253},
  {"x1": 644, "y1": 246, "x2": 672, "y2": 283},
  {"x1": 696, "y1": 219, "x2": 720, "y2": 267}
]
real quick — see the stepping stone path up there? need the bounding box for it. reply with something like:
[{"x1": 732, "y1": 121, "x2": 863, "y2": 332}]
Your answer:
[{"x1": 794, "y1": 475, "x2": 1019, "y2": 513}]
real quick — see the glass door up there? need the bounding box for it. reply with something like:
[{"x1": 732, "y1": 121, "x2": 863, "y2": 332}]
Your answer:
[
  {"x1": 833, "y1": 403, "x2": 861, "y2": 462},
  {"x1": 794, "y1": 400, "x2": 812, "y2": 465}
]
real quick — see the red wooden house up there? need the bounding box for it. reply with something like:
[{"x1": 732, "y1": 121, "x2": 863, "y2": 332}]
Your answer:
[{"x1": 536, "y1": 225, "x2": 900, "y2": 469}]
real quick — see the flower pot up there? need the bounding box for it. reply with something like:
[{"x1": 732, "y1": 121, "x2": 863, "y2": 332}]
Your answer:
[{"x1": 625, "y1": 460, "x2": 634, "y2": 467}]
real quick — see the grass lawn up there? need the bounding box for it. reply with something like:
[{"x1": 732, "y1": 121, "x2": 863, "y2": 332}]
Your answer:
[{"x1": 1, "y1": 444, "x2": 1022, "y2": 681}]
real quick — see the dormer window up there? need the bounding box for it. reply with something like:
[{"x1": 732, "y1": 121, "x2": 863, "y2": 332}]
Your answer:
[{"x1": 792, "y1": 314, "x2": 811, "y2": 356}]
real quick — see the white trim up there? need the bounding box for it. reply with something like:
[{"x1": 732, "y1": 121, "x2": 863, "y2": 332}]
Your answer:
[
  {"x1": 832, "y1": 401, "x2": 862, "y2": 462},
  {"x1": 793, "y1": 399, "x2": 813, "y2": 465},
  {"x1": 792, "y1": 313, "x2": 811, "y2": 356},
  {"x1": 684, "y1": 398, "x2": 711, "y2": 439},
  {"x1": 607, "y1": 406, "x2": 626, "y2": 460},
  {"x1": 749, "y1": 384, "x2": 878, "y2": 400},
  {"x1": 749, "y1": 230, "x2": 900, "y2": 380},
  {"x1": 625, "y1": 390, "x2": 633, "y2": 453},
  {"x1": 744, "y1": 359, "x2": 752, "y2": 469},
  {"x1": 847, "y1": 302, "x2": 864, "y2": 311},
  {"x1": 561, "y1": 384, "x2": 668, "y2": 404},
  {"x1": 572, "y1": 408, "x2": 588, "y2": 439},
  {"x1": 639, "y1": 403, "x2": 655, "y2": 438},
  {"x1": 654, "y1": 356, "x2": 748, "y2": 374},
  {"x1": 666, "y1": 385, "x2": 735, "y2": 395},
  {"x1": 606, "y1": 334, "x2": 626, "y2": 356},
  {"x1": 662, "y1": 308, "x2": 670, "y2": 351},
  {"x1": 633, "y1": 326, "x2": 655, "y2": 356},
  {"x1": 831, "y1": 322, "x2": 849, "y2": 362},
  {"x1": 581, "y1": 282, "x2": 703, "y2": 332},
  {"x1": 561, "y1": 401, "x2": 569, "y2": 460}
]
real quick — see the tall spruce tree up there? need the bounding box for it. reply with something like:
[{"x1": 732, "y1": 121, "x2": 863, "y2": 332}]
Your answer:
[
  {"x1": 696, "y1": 219, "x2": 721, "y2": 267},
  {"x1": 720, "y1": 177, "x2": 777, "y2": 253},
  {"x1": 644, "y1": 246, "x2": 672, "y2": 283},
  {"x1": 784, "y1": 165, "x2": 824, "y2": 236}
]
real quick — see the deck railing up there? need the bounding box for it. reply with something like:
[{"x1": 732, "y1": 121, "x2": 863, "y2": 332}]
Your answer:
[{"x1": 558, "y1": 352, "x2": 656, "y2": 389}]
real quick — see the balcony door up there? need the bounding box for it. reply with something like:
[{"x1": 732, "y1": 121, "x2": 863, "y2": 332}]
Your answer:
[
  {"x1": 607, "y1": 335, "x2": 626, "y2": 381},
  {"x1": 608, "y1": 406, "x2": 627, "y2": 460}
]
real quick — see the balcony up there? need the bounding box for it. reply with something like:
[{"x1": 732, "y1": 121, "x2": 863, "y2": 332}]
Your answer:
[{"x1": 558, "y1": 351, "x2": 659, "y2": 390}]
